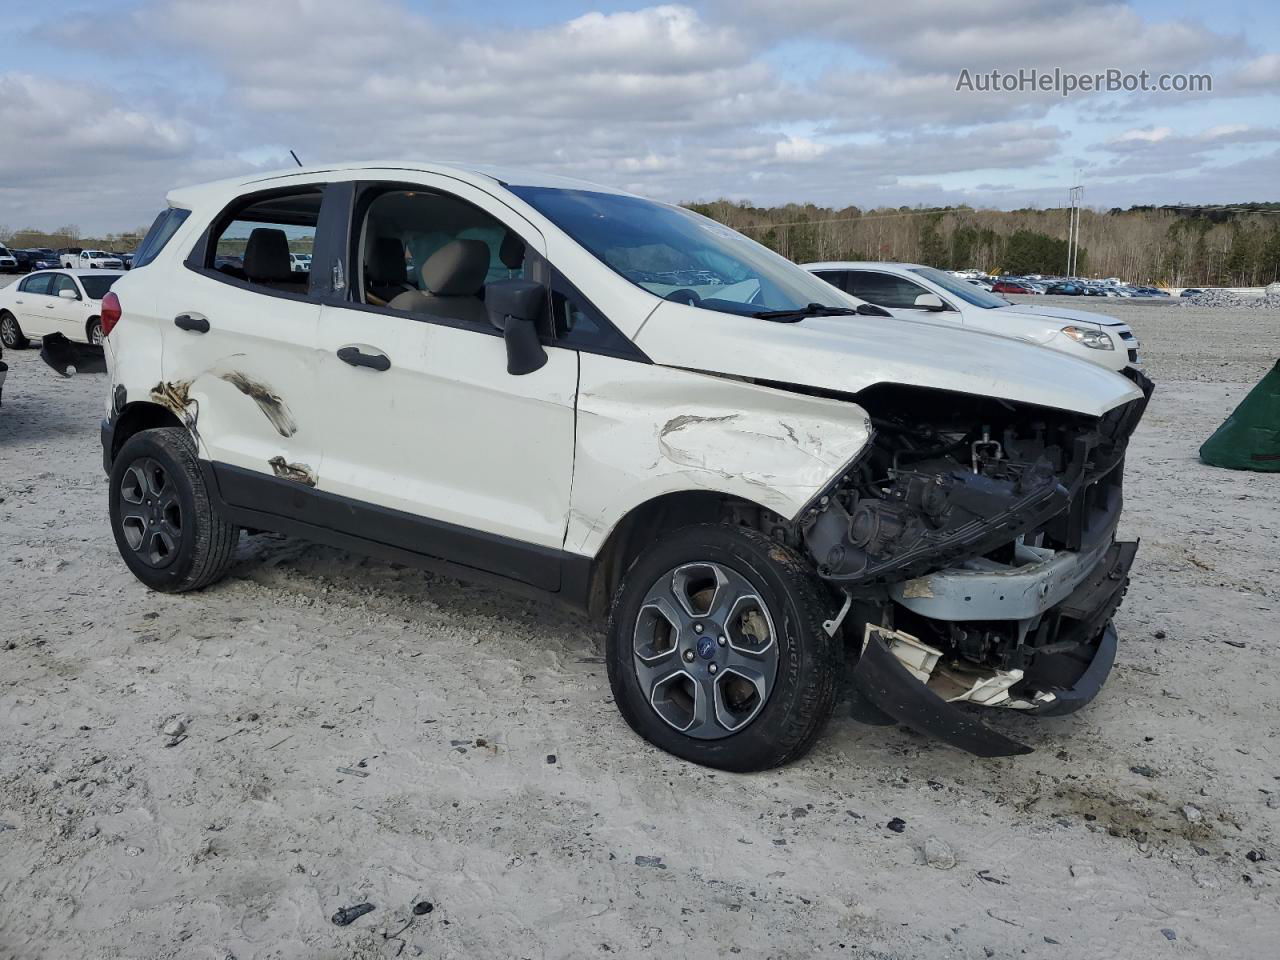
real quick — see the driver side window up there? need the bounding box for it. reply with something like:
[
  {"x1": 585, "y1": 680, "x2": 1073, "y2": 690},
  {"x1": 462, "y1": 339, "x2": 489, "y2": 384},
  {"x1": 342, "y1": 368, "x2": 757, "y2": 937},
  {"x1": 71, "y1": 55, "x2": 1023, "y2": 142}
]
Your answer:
[
  {"x1": 845, "y1": 271, "x2": 931, "y2": 309},
  {"x1": 357, "y1": 187, "x2": 529, "y2": 330},
  {"x1": 50, "y1": 274, "x2": 80, "y2": 299}
]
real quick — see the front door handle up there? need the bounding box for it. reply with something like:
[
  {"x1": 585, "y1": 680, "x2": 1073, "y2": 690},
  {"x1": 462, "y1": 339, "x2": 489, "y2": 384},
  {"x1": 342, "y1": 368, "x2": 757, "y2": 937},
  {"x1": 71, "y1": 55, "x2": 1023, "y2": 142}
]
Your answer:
[
  {"x1": 337, "y1": 346, "x2": 391, "y2": 371},
  {"x1": 174, "y1": 313, "x2": 210, "y2": 333}
]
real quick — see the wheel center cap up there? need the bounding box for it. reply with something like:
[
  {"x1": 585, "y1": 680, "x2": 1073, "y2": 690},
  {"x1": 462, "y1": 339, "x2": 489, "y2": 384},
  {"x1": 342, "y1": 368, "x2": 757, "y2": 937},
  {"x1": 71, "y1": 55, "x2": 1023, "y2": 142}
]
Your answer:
[{"x1": 696, "y1": 635, "x2": 716, "y2": 660}]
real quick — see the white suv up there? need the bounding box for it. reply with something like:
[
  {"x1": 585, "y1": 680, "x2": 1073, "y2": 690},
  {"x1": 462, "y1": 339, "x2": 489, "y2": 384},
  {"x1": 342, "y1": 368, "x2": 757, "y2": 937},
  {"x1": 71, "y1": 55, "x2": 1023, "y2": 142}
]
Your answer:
[
  {"x1": 804, "y1": 262, "x2": 1142, "y2": 370},
  {"x1": 99, "y1": 162, "x2": 1152, "y2": 770}
]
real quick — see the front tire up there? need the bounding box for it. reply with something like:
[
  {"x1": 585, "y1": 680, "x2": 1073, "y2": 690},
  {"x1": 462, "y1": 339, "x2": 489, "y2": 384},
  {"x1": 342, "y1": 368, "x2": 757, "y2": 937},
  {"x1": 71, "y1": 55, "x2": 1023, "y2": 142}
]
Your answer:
[
  {"x1": 606, "y1": 524, "x2": 839, "y2": 771},
  {"x1": 108, "y1": 427, "x2": 239, "y2": 592},
  {"x1": 0, "y1": 311, "x2": 27, "y2": 349},
  {"x1": 87, "y1": 317, "x2": 103, "y2": 345}
]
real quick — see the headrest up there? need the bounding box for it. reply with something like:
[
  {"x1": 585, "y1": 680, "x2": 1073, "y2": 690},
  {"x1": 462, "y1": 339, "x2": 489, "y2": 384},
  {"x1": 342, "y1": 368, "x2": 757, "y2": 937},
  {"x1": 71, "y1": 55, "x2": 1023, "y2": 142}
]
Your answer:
[
  {"x1": 242, "y1": 228, "x2": 292, "y2": 282},
  {"x1": 420, "y1": 239, "x2": 489, "y2": 296},
  {"x1": 499, "y1": 231, "x2": 526, "y2": 271},
  {"x1": 367, "y1": 236, "x2": 407, "y2": 286}
]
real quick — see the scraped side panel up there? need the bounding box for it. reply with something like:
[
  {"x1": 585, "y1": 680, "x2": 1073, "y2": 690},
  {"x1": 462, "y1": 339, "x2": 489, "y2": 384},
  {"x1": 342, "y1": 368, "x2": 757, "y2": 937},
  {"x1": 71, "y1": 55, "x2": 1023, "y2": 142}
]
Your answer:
[{"x1": 566, "y1": 354, "x2": 872, "y2": 557}]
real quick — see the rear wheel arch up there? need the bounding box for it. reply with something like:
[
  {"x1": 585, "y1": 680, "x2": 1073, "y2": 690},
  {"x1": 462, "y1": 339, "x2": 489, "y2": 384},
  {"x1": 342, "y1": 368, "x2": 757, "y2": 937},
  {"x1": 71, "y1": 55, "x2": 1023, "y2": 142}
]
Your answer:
[{"x1": 110, "y1": 401, "x2": 185, "y2": 468}]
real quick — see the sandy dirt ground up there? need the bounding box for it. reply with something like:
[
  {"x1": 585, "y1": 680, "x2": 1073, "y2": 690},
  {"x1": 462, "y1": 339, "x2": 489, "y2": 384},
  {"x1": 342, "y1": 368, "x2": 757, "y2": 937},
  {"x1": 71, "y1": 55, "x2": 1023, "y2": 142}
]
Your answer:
[{"x1": 1, "y1": 290, "x2": 1278, "y2": 959}]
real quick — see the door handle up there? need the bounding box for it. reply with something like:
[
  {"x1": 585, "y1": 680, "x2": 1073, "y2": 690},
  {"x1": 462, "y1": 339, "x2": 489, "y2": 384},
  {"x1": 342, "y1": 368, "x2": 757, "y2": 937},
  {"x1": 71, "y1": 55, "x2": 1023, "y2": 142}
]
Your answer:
[
  {"x1": 174, "y1": 313, "x2": 210, "y2": 333},
  {"x1": 337, "y1": 346, "x2": 391, "y2": 371}
]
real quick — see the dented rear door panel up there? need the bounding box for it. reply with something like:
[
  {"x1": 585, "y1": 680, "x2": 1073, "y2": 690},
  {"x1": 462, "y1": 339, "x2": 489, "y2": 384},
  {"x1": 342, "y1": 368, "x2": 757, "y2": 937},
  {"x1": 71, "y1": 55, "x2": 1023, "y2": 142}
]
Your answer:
[{"x1": 154, "y1": 269, "x2": 322, "y2": 481}]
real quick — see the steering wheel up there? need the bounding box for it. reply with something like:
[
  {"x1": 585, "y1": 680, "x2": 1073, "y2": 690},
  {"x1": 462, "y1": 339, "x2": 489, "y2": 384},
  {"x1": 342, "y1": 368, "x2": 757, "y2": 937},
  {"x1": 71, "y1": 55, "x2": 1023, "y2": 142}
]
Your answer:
[{"x1": 664, "y1": 288, "x2": 702, "y2": 306}]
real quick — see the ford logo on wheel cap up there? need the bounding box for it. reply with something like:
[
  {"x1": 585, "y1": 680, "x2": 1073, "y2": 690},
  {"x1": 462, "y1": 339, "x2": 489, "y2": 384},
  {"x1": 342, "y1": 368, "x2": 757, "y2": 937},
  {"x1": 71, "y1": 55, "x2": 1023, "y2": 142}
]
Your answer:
[{"x1": 696, "y1": 635, "x2": 716, "y2": 660}]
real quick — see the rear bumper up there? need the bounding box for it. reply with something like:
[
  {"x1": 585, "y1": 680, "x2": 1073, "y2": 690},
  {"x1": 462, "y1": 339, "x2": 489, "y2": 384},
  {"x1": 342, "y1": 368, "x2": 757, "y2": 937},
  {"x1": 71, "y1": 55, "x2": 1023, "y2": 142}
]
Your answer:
[
  {"x1": 40, "y1": 332, "x2": 106, "y2": 378},
  {"x1": 850, "y1": 539, "x2": 1137, "y2": 757},
  {"x1": 101, "y1": 415, "x2": 115, "y2": 474}
]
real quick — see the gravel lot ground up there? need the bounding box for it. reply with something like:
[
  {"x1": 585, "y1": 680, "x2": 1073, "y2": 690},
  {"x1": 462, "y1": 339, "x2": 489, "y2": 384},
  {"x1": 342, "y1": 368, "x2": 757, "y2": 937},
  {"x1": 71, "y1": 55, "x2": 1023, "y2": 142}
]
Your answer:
[{"x1": 2, "y1": 288, "x2": 1278, "y2": 959}]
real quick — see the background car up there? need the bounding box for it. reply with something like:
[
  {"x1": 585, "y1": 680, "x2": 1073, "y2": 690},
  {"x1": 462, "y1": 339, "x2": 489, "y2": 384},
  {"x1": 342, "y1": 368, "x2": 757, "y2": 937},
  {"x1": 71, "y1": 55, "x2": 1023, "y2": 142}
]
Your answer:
[
  {"x1": 1046, "y1": 281, "x2": 1084, "y2": 295},
  {"x1": 805, "y1": 261, "x2": 1142, "y2": 370},
  {"x1": 1180, "y1": 288, "x2": 1205, "y2": 297},
  {"x1": 991, "y1": 279, "x2": 1034, "y2": 294},
  {"x1": 61, "y1": 249, "x2": 124, "y2": 270},
  {"x1": 0, "y1": 245, "x2": 17, "y2": 273},
  {"x1": 0, "y1": 269, "x2": 124, "y2": 348}
]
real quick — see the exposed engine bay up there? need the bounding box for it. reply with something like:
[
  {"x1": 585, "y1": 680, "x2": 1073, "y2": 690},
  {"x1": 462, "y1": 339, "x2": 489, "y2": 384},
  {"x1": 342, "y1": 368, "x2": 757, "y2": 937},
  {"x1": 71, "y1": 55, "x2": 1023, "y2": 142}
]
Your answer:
[{"x1": 796, "y1": 370, "x2": 1154, "y2": 755}]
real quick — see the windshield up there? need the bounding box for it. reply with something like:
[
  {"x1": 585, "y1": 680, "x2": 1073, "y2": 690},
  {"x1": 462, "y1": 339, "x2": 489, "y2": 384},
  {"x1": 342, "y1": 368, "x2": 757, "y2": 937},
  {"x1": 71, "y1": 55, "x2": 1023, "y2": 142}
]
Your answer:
[
  {"x1": 84, "y1": 250, "x2": 110, "y2": 258},
  {"x1": 79, "y1": 275, "x2": 119, "y2": 299},
  {"x1": 907, "y1": 266, "x2": 1010, "y2": 309},
  {"x1": 509, "y1": 186, "x2": 851, "y2": 317}
]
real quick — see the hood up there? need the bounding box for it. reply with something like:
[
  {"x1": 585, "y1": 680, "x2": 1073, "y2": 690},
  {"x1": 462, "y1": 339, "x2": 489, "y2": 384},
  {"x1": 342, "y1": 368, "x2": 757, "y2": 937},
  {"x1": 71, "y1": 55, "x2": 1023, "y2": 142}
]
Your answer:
[
  {"x1": 633, "y1": 301, "x2": 1142, "y2": 419},
  {"x1": 1003, "y1": 304, "x2": 1126, "y2": 327}
]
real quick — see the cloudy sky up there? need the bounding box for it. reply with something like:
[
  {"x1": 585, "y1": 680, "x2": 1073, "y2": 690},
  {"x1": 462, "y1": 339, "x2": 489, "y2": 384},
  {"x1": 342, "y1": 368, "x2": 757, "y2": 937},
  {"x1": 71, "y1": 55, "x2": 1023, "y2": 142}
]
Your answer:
[{"x1": 1, "y1": 0, "x2": 1277, "y2": 232}]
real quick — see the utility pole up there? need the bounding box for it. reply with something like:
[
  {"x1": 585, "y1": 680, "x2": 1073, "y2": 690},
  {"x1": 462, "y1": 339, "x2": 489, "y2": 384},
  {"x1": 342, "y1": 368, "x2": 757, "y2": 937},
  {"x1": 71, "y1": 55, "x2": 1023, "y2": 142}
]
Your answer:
[{"x1": 1067, "y1": 181, "x2": 1084, "y2": 277}]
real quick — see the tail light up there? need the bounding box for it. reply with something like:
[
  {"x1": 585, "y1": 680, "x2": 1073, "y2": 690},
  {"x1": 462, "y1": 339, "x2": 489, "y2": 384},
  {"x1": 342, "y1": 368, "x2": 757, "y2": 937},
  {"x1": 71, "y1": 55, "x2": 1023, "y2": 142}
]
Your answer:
[{"x1": 100, "y1": 292, "x2": 122, "y2": 338}]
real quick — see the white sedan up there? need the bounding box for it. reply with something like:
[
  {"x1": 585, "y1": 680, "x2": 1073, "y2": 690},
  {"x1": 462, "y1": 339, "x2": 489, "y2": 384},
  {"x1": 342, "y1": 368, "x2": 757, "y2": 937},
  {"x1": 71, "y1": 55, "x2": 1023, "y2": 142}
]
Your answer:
[
  {"x1": 804, "y1": 261, "x2": 1141, "y2": 371},
  {"x1": 0, "y1": 269, "x2": 124, "y2": 348}
]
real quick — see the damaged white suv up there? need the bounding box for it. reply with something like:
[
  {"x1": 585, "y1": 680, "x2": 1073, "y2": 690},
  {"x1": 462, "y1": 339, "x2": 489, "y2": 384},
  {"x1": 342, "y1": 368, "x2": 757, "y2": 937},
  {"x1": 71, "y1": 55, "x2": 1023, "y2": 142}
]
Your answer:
[{"x1": 99, "y1": 163, "x2": 1152, "y2": 771}]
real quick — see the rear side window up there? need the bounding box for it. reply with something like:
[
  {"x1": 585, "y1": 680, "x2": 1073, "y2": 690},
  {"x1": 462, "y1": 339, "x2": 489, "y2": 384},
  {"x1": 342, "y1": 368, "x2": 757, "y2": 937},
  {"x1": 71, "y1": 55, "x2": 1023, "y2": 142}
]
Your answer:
[
  {"x1": 132, "y1": 207, "x2": 191, "y2": 269},
  {"x1": 19, "y1": 274, "x2": 53, "y2": 295},
  {"x1": 197, "y1": 187, "x2": 322, "y2": 295}
]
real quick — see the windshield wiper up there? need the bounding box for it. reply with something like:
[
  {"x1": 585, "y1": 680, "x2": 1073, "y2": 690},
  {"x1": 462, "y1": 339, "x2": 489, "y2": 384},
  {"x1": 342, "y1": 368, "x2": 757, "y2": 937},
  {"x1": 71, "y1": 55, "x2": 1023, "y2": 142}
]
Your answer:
[{"x1": 751, "y1": 302, "x2": 861, "y2": 322}]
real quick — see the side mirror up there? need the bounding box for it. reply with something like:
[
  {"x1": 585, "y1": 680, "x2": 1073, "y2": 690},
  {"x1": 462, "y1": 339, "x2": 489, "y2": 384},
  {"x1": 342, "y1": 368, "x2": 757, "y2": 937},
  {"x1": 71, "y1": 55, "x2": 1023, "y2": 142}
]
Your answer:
[
  {"x1": 58, "y1": 288, "x2": 78, "y2": 300},
  {"x1": 914, "y1": 293, "x2": 946, "y2": 311},
  {"x1": 486, "y1": 279, "x2": 547, "y2": 375}
]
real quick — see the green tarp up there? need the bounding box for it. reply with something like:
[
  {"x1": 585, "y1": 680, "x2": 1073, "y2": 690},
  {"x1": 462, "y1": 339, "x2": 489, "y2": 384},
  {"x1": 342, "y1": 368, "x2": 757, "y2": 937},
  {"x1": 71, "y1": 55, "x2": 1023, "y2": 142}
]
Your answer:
[{"x1": 1199, "y1": 360, "x2": 1280, "y2": 472}]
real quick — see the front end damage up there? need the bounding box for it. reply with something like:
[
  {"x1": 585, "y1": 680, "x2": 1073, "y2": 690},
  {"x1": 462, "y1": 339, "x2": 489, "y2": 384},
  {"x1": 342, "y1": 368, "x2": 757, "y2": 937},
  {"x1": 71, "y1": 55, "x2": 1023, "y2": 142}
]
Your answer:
[{"x1": 799, "y1": 369, "x2": 1153, "y2": 756}]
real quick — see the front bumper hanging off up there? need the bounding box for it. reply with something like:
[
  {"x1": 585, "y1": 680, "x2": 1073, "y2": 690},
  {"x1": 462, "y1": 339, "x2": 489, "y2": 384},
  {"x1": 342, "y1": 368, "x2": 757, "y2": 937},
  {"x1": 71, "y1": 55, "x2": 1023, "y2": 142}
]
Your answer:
[{"x1": 849, "y1": 539, "x2": 1137, "y2": 758}]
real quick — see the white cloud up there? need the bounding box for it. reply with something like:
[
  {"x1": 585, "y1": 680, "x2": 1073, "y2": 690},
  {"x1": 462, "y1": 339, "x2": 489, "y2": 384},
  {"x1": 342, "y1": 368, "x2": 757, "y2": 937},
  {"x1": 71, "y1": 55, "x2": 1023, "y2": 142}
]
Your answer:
[
  {"x1": 3, "y1": 0, "x2": 1277, "y2": 230},
  {"x1": 1114, "y1": 126, "x2": 1175, "y2": 143},
  {"x1": 1232, "y1": 53, "x2": 1280, "y2": 90}
]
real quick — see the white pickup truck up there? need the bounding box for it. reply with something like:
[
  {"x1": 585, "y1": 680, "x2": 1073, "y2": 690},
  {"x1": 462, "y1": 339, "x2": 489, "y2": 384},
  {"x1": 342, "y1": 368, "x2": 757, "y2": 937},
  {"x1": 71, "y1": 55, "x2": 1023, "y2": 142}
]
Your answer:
[{"x1": 61, "y1": 249, "x2": 124, "y2": 270}]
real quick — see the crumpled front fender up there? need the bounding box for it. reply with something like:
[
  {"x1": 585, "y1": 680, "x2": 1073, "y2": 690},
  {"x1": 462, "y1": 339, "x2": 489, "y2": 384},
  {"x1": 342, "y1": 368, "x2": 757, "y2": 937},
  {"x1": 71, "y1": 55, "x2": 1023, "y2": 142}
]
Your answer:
[{"x1": 564, "y1": 355, "x2": 873, "y2": 557}]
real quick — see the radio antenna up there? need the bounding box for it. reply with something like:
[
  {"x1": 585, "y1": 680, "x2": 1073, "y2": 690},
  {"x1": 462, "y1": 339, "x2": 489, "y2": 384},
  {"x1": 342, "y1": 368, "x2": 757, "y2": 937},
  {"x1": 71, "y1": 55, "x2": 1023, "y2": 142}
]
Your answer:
[{"x1": 289, "y1": 149, "x2": 303, "y2": 168}]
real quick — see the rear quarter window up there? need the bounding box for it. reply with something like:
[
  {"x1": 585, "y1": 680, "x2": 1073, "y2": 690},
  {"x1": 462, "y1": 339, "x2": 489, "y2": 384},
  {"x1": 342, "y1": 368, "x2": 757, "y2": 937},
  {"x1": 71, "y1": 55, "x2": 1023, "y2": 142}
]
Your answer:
[{"x1": 132, "y1": 207, "x2": 191, "y2": 269}]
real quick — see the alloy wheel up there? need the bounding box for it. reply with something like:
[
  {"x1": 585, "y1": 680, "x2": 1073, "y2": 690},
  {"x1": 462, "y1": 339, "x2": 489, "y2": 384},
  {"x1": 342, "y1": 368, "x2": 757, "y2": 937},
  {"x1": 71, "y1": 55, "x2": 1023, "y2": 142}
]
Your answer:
[
  {"x1": 1, "y1": 315, "x2": 19, "y2": 347},
  {"x1": 633, "y1": 561, "x2": 779, "y2": 739},
  {"x1": 117, "y1": 457, "x2": 184, "y2": 568}
]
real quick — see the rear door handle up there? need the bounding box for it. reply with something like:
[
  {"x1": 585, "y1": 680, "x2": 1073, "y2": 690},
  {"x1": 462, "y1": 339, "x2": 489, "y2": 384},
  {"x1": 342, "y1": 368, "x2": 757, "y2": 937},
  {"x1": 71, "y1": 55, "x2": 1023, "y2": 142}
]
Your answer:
[
  {"x1": 337, "y1": 346, "x2": 391, "y2": 371},
  {"x1": 174, "y1": 313, "x2": 210, "y2": 333}
]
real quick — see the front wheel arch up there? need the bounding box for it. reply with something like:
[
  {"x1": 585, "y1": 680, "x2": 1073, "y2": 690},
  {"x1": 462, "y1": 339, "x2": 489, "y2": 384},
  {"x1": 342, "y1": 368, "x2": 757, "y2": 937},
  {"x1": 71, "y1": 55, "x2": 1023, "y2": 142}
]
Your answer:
[{"x1": 583, "y1": 490, "x2": 792, "y2": 620}]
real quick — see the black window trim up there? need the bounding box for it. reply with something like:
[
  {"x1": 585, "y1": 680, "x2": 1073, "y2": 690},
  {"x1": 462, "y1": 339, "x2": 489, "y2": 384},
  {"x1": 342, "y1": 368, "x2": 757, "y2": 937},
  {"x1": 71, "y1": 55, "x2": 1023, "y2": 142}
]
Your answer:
[
  {"x1": 315, "y1": 179, "x2": 648, "y2": 362},
  {"x1": 183, "y1": 183, "x2": 327, "y2": 305}
]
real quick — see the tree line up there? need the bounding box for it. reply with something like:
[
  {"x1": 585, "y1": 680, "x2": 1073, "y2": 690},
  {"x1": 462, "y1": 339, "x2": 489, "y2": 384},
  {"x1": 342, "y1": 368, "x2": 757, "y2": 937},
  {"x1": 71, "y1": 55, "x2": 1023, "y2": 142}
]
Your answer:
[
  {"x1": 686, "y1": 201, "x2": 1280, "y2": 286},
  {"x1": 0, "y1": 224, "x2": 147, "y2": 252},
  {"x1": 7, "y1": 200, "x2": 1280, "y2": 286}
]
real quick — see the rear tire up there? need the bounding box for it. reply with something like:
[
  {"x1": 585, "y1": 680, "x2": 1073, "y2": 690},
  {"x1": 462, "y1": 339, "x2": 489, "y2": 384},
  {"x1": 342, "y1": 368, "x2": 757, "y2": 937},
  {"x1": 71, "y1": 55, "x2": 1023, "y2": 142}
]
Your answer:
[
  {"x1": 108, "y1": 427, "x2": 239, "y2": 592},
  {"x1": 0, "y1": 311, "x2": 27, "y2": 349},
  {"x1": 606, "y1": 523, "x2": 839, "y2": 771}
]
